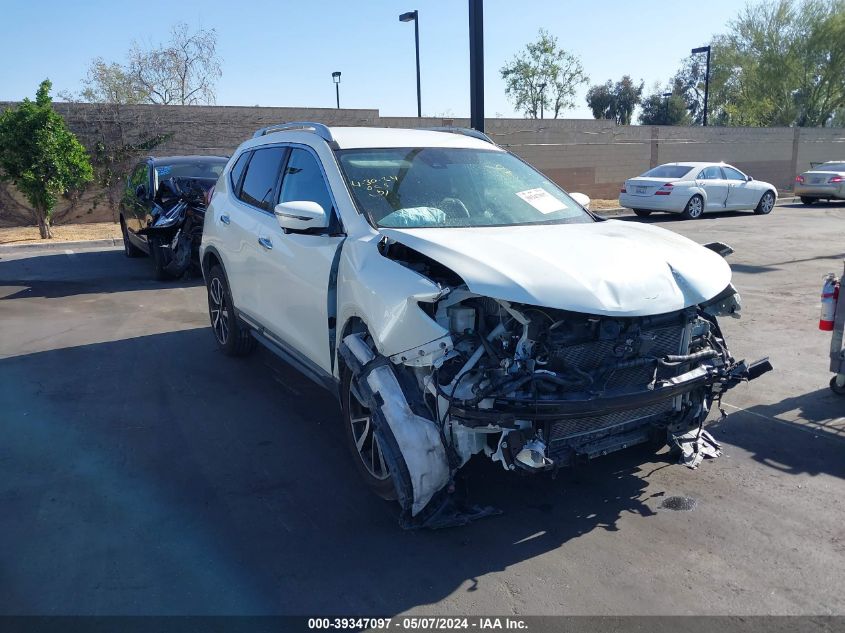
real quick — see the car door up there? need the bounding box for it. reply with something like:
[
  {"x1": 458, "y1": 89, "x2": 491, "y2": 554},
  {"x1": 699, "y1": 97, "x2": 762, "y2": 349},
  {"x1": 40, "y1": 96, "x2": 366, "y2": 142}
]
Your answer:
[
  {"x1": 223, "y1": 146, "x2": 288, "y2": 321},
  {"x1": 696, "y1": 166, "x2": 729, "y2": 210},
  {"x1": 252, "y1": 146, "x2": 345, "y2": 375},
  {"x1": 123, "y1": 162, "x2": 151, "y2": 236},
  {"x1": 721, "y1": 165, "x2": 758, "y2": 209}
]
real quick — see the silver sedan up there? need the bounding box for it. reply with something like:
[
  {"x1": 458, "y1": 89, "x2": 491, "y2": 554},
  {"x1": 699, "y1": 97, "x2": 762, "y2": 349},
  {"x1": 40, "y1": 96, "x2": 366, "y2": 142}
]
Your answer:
[
  {"x1": 794, "y1": 161, "x2": 845, "y2": 204},
  {"x1": 619, "y1": 162, "x2": 778, "y2": 220}
]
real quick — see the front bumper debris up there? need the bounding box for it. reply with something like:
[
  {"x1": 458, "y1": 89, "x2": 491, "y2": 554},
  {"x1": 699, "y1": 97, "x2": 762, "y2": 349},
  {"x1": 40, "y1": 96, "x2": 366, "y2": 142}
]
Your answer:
[
  {"x1": 450, "y1": 357, "x2": 773, "y2": 424},
  {"x1": 340, "y1": 333, "x2": 500, "y2": 529}
]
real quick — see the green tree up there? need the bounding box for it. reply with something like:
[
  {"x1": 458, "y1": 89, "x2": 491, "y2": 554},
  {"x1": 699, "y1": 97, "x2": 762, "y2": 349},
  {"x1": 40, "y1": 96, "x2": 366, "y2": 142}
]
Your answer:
[
  {"x1": 585, "y1": 81, "x2": 614, "y2": 120},
  {"x1": 680, "y1": 0, "x2": 845, "y2": 127},
  {"x1": 585, "y1": 75, "x2": 644, "y2": 125},
  {"x1": 639, "y1": 91, "x2": 692, "y2": 125},
  {"x1": 0, "y1": 80, "x2": 94, "y2": 238},
  {"x1": 500, "y1": 29, "x2": 588, "y2": 119},
  {"x1": 670, "y1": 58, "x2": 707, "y2": 125}
]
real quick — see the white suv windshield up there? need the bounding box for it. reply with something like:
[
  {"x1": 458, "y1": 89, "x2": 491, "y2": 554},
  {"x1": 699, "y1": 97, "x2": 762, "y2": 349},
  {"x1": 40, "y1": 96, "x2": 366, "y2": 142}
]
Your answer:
[{"x1": 337, "y1": 147, "x2": 593, "y2": 228}]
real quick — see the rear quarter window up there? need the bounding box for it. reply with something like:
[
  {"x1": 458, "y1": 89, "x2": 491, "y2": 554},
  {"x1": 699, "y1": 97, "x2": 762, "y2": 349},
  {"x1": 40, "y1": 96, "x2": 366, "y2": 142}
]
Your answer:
[
  {"x1": 229, "y1": 152, "x2": 250, "y2": 194},
  {"x1": 641, "y1": 165, "x2": 694, "y2": 179}
]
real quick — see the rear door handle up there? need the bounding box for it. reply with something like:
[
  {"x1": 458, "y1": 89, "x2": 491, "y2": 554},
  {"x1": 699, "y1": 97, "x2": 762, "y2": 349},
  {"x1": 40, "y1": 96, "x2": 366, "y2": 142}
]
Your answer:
[
  {"x1": 220, "y1": 214, "x2": 230, "y2": 225},
  {"x1": 257, "y1": 236, "x2": 273, "y2": 250}
]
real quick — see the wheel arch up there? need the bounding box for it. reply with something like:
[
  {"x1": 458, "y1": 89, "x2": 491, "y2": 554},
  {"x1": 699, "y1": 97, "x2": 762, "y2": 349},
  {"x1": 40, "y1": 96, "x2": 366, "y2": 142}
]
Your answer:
[
  {"x1": 760, "y1": 188, "x2": 777, "y2": 203},
  {"x1": 201, "y1": 245, "x2": 227, "y2": 283},
  {"x1": 688, "y1": 191, "x2": 705, "y2": 205}
]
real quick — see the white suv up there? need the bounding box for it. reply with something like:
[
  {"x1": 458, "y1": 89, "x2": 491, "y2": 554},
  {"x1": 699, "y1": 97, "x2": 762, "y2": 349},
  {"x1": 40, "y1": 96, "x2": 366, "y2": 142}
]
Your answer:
[{"x1": 201, "y1": 123, "x2": 771, "y2": 528}]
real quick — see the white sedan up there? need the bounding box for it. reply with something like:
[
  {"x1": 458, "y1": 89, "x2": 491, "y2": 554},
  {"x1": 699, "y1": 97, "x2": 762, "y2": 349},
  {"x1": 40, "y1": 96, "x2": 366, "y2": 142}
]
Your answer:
[{"x1": 619, "y1": 162, "x2": 777, "y2": 219}]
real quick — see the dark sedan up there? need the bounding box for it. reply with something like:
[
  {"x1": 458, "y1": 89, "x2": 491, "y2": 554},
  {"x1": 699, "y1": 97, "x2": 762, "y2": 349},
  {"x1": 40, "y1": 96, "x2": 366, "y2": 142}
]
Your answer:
[{"x1": 120, "y1": 155, "x2": 228, "y2": 279}]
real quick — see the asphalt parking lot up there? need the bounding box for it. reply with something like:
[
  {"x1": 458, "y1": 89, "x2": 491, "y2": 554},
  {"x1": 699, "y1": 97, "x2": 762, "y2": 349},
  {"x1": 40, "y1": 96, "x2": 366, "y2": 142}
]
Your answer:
[{"x1": 1, "y1": 201, "x2": 843, "y2": 616}]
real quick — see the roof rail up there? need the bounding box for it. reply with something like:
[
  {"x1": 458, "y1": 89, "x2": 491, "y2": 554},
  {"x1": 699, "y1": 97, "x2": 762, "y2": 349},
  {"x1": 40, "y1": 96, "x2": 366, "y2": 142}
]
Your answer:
[
  {"x1": 425, "y1": 126, "x2": 495, "y2": 145},
  {"x1": 252, "y1": 121, "x2": 335, "y2": 143}
]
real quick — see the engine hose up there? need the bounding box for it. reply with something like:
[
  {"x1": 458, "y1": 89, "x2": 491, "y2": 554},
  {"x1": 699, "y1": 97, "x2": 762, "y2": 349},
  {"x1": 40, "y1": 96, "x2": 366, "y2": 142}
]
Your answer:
[
  {"x1": 465, "y1": 373, "x2": 534, "y2": 405},
  {"x1": 659, "y1": 349, "x2": 719, "y2": 366},
  {"x1": 532, "y1": 372, "x2": 590, "y2": 388}
]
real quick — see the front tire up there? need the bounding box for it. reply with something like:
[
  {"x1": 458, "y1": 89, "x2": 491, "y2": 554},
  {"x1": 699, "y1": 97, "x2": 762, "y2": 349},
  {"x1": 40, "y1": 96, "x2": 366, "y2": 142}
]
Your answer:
[
  {"x1": 682, "y1": 195, "x2": 704, "y2": 220},
  {"x1": 149, "y1": 237, "x2": 170, "y2": 281},
  {"x1": 633, "y1": 209, "x2": 652, "y2": 217},
  {"x1": 754, "y1": 190, "x2": 776, "y2": 215},
  {"x1": 340, "y1": 366, "x2": 398, "y2": 501},
  {"x1": 206, "y1": 265, "x2": 256, "y2": 357},
  {"x1": 800, "y1": 196, "x2": 816, "y2": 206}
]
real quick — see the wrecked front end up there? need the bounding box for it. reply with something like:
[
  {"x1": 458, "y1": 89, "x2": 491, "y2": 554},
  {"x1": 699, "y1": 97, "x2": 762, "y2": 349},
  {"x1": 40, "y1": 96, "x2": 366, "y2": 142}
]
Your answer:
[
  {"x1": 339, "y1": 240, "x2": 771, "y2": 529},
  {"x1": 139, "y1": 177, "x2": 213, "y2": 277}
]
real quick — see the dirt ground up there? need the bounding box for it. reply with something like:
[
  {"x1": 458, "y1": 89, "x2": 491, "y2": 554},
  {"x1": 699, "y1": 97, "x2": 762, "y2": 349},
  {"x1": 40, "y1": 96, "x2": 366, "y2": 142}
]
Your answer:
[
  {"x1": 589, "y1": 198, "x2": 621, "y2": 210},
  {"x1": 0, "y1": 222, "x2": 120, "y2": 245}
]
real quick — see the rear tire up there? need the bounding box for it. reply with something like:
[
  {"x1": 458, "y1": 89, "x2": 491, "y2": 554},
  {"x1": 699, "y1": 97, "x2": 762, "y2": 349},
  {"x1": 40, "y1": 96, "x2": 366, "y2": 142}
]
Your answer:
[
  {"x1": 633, "y1": 209, "x2": 652, "y2": 217},
  {"x1": 754, "y1": 190, "x2": 775, "y2": 215},
  {"x1": 206, "y1": 265, "x2": 256, "y2": 357},
  {"x1": 121, "y1": 218, "x2": 144, "y2": 258},
  {"x1": 800, "y1": 196, "x2": 816, "y2": 206},
  {"x1": 682, "y1": 195, "x2": 704, "y2": 220}
]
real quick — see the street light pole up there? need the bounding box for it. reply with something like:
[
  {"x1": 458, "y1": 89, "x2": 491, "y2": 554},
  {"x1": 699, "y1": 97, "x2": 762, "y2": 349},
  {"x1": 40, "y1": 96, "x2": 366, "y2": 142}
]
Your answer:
[
  {"x1": 691, "y1": 45, "x2": 711, "y2": 126},
  {"x1": 468, "y1": 0, "x2": 484, "y2": 132},
  {"x1": 399, "y1": 10, "x2": 422, "y2": 118},
  {"x1": 332, "y1": 71, "x2": 341, "y2": 109}
]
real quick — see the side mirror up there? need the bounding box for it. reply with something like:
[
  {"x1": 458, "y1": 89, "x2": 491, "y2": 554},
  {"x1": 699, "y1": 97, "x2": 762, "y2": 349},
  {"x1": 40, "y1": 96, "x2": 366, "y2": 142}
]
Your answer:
[
  {"x1": 135, "y1": 184, "x2": 147, "y2": 199},
  {"x1": 274, "y1": 200, "x2": 329, "y2": 232},
  {"x1": 570, "y1": 192, "x2": 591, "y2": 211},
  {"x1": 746, "y1": 176, "x2": 754, "y2": 182}
]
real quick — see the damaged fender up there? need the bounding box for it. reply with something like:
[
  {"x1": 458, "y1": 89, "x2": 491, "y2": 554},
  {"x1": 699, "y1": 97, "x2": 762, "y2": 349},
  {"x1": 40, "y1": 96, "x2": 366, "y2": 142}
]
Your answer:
[{"x1": 340, "y1": 333, "x2": 450, "y2": 516}]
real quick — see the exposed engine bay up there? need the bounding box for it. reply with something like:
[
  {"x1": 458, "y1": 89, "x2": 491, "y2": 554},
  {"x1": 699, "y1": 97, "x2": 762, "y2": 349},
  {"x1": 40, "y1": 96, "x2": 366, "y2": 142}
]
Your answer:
[{"x1": 340, "y1": 238, "x2": 772, "y2": 529}]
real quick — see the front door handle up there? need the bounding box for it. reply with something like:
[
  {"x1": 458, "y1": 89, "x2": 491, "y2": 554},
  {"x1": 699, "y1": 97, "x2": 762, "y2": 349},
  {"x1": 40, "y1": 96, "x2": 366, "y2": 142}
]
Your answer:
[
  {"x1": 220, "y1": 214, "x2": 231, "y2": 225},
  {"x1": 257, "y1": 236, "x2": 273, "y2": 250}
]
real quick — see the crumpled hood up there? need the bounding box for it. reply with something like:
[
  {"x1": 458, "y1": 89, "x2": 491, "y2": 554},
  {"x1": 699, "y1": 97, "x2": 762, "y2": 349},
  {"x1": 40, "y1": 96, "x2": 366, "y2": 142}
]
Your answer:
[{"x1": 380, "y1": 220, "x2": 732, "y2": 316}]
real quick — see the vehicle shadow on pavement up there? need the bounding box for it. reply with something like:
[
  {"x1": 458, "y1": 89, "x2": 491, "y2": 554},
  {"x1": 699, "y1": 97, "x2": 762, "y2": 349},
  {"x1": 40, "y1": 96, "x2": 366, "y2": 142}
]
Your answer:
[
  {"x1": 780, "y1": 201, "x2": 845, "y2": 209},
  {"x1": 709, "y1": 388, "x2": 845, "y2": 478},
  {"x1": 0, "y1": 327, "x2": 667, "y2": 615},
  {"x1": 0, "y1": 249, "x2": 203, "y2": 300},
  {"x1": 614, "y1": 211, "x2": 755, "y2": 224}
]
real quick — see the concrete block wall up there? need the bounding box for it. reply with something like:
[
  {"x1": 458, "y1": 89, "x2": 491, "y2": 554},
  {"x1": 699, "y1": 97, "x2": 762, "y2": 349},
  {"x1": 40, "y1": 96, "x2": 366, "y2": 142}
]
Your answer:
[
  {"x1": 1, "y1": 101, "x2": 843, "y2": 226},
  {"x1": 796, "y1": 128, "x2": 845, "y2": 171}
]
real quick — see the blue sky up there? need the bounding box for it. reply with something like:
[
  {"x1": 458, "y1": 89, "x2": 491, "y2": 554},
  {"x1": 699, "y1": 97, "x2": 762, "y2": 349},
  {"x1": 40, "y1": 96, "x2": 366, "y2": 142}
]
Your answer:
[{"x1": 1, "y1": 0, "x2": 756, "y2": 119}]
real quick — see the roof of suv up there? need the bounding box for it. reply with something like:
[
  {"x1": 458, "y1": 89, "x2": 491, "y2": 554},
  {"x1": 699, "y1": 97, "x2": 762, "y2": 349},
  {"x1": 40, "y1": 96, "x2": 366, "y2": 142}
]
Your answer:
[
  {"x1": 255, "y1": 126, "x2": 500, "y2": 151},
  {"x1": 330, "y1": 127, "x2": 498, "y2": 150}
]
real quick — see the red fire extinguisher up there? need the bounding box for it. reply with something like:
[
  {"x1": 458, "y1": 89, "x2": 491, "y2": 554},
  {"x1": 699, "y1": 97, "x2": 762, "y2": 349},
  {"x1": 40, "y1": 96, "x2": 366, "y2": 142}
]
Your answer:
[{"x1": 820, "y1": 273, "x2": 839, "y2": 331}]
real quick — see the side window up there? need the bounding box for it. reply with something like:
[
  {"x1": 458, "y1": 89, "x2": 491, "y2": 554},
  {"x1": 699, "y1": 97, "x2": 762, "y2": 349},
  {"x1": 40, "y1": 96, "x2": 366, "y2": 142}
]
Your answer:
[
  {"x1": 238, "y1": 147, "x2": 286, "y2": 212},
  {"x1": 722, "y1": 166, "x2": 745, "y2": 181},
  {"x1": 229, "y1": 151, "x2": 250, "y2": 194},
  {"x1": 278, "y1": 149, "x2": 334, "y2": 216},
  {"x1": 698, "y1": 166, "x2": 722, "y2": 180},
  {"x1": 125, "y1": 163, "x2": 149, "y2": 204}
]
